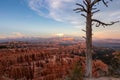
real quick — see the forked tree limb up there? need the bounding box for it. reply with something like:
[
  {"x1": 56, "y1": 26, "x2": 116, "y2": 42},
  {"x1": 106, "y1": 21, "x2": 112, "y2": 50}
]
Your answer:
[
  {"x1": 91, "y1": 0, "x2": 101, "y2": 6},
  {"x1": 85, "y1": 0, "x2": 90, "y2": 4},
  {"x1": 92, "y1": 19, "x2": 119, "y2": 27},
  {"x1": 102, "y1": 0, "x2": 109, "y2": 7},
  {"x1": 74, "y1": 3, "x2": 87, "y2": 12},
  {"x1": 91, "y1": 0, "x2": 113, "y2": 7}
]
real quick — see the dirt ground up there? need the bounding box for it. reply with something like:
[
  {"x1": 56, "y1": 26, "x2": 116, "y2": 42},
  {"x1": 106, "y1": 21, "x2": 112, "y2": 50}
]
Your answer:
[{"x1": 84, "y1": 77, "x2": 120, "y2": 80}]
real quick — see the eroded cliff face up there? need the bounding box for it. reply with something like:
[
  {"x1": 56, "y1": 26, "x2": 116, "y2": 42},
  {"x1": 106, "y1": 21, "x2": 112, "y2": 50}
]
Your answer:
[{"x1": 0, "y1": 44, "x2": 110, "y2": 80}]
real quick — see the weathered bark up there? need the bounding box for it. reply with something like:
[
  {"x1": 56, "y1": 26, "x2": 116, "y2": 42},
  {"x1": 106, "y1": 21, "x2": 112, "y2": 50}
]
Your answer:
[
  {"x1": 73, "y1": 0, "x2": 118, "y2": 79},
  {"x1": 85, "y1": 3, "x2": 92, "y2": 78}
]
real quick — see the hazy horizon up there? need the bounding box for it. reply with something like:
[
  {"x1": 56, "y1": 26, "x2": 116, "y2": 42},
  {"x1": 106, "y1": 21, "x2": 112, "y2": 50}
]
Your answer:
[{"x1": 0, "y1": 0, "x2": 120, "y2": 39}]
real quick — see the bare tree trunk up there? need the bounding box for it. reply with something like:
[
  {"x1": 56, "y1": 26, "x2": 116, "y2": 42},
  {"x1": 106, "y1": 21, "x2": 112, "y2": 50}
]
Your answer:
[
  {"x1": 85, "y1": 5, "x2": 92, "y2": 79},
  {"x1": 73, "y1": 0, "x2": 118, "y2": 79}
]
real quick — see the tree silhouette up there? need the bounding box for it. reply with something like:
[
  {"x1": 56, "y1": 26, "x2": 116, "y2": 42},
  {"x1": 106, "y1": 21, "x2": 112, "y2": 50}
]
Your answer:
[{"x1": 73, "y1": 0, "x2": 119, "y2": 79}]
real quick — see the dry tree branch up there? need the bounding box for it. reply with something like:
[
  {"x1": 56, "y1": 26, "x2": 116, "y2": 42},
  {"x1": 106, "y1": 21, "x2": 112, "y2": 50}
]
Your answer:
[
  {"x1": 91, "y1": 0, "x2": 112, "y2": 7},
  {"x1": 82, "y1": 29, "x2": 86, "y2": 32},
  {"x1": 102, "y1": 0, "x2": 109, "y2": 7},
  {"x1": 84, "y1": 0, "x2": 90, "y2": 4},
  {"x1": 82, "y1": 36, "x2": 86, "y2": 39},
  {"x1": 74, "y1": 3, "x2": 87, "y2": 12},
  {"x1": 92, "y1": 19, "x2": 119, "y2": 27},
  {"x1": 73, "y1": 7, "x2": 87, "y2": 13},
  {"x1": 83, "y1": 0, "x2": 88, "y2": 7},
  {"x1": 92, "y1": 10, "x2": 100, "y2": 14},
  {"x1": 81, "y1": 14, "x2": 87, "y2": 18},
  {"x1": 91, "y1": 0, "x2": 101, "y2": 6},
  {"x1": 92, "y1": 7, "x2": 97, "y2": 10}
]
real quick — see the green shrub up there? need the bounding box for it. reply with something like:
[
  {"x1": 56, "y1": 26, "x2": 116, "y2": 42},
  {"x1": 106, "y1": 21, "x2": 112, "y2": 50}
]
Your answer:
[{"x1": 65, "y1": 62, "x2": 83, "y2": 80}]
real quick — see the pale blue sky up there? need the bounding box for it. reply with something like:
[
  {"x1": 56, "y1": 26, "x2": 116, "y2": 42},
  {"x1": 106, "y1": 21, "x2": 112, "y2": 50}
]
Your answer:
[{"x1": 0, "y1": 0, "x2": 120, "y2": 39}]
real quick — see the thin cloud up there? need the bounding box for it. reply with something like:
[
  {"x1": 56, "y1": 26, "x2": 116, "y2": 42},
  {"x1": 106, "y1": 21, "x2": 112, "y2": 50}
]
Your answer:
[
  {"x1": 0, "y1": 32, "x2": 26, "y2": 39},
  {"x1": 93, "y1": 11, "x2": 120, "y2": 22},
  {"x1": 28, "y1": 0, "x2": 83, "y2": 25},
  {"x1": 28, "y1": 0, "x2": 120, "y2": 28}
]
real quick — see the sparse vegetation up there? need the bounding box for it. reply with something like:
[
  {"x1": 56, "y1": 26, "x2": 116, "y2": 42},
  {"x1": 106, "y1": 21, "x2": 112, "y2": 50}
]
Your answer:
[
  {"x1": 0, "y1": 41, "x2": 119, "y2": 80},
  {"x1": 65, "y1": 62, "x2": 83, "y2": 80}
]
